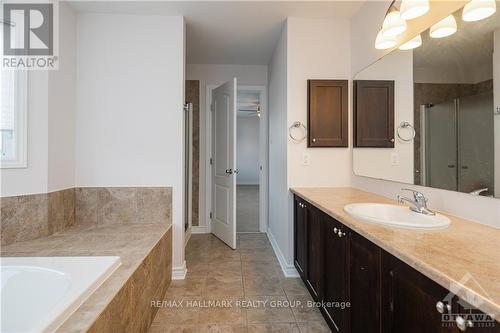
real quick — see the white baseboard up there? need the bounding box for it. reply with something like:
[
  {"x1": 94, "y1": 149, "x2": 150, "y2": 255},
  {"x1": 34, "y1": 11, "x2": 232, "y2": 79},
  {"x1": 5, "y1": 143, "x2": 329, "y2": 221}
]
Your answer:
[
  {"x1": 172, "y1": 261, "x2": 187, "y2": 280},
  {"x1": 191, "y1": 226, "x2": 210, "y2": 234},
  {"x1": 266, "y1": 229, "x2": 299, "y2": 278}
]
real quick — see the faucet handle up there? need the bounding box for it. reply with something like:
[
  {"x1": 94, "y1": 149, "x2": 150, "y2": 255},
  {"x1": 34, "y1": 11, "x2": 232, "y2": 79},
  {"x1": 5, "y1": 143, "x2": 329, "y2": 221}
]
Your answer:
[{"x1": 401, "y1": 188, "x2": 426, "y2": 202}]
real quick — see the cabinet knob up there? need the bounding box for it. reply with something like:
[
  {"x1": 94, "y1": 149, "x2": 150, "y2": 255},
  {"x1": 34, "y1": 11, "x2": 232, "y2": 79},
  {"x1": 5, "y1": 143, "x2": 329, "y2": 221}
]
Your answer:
[
  {"x1": 312, "y1": 138, "x2": 316, "y2": 143},
  {"x1": 456, "y1": 315, "x2": 473, "y2": 331},
  {"x1": 337, "y1": 230, "x2": 346, "y2": 238},
  {"x1": 333, "y1": 227, "x2": 338, "y2": 233},
  {"x1": 390, "y1": 138, "x2": 395, "y2": 143},
  {"x1": 435, "y1": 301, "x2": 451, "y2": 314}
]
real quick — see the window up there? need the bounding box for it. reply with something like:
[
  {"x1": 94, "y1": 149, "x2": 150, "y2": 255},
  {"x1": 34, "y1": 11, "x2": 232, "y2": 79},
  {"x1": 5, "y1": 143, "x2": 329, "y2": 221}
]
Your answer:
[{"x1": 0, "y1": 20, "x2": 27, "y2": 168}]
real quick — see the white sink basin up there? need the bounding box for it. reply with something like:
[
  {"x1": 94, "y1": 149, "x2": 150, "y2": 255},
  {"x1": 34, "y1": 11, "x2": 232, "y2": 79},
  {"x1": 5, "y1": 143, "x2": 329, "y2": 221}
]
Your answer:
[{"x1": 344, "y1": 203, "x2": 450, "y2": 230}]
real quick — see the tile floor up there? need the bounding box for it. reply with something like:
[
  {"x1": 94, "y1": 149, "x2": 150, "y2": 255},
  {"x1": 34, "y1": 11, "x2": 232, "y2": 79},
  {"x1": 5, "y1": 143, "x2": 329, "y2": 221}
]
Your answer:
[
  {"x1": 149, "y1": 233, "x2": 331, "y2": 333},
  {"x1": 236, "y1": 185, "x2": 260, "y2": 232}
]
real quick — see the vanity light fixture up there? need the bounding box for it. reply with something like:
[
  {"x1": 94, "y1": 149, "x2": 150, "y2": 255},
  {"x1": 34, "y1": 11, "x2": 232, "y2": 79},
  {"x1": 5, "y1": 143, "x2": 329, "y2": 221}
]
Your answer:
[
  {"x1": 399, "y1": 34, "x2": 422, "y2": 50},
  {"x1": 400, "y1": 0, "x2": 430, "y2": 20},
  {"x1": 382, "y1": 8, "x2": 408, "y2": 37},
  {"x1": 375, "y1": 29, "x2": 398, "y2": 49},
  {"x1": 429, "y1": 15, "x2": 457, "y2": 38},
  {"x1": 462, "y1": 0, "x2": 496, "y2": 21}
]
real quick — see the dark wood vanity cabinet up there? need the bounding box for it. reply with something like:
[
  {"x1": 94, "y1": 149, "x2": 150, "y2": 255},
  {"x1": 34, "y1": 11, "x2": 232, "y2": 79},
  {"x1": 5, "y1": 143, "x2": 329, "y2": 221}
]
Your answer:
[
  {"x1": 322, "y1": 217, "x2": 350, "y2": 332},
  {"x1": 293, "y1": 196, "x2": 307, "y2": 279},
  {"x1": 305, "y1": 204, "x2": 323, "y2": 300},
  {"x1": 293, "y1": 195, "x2": 499, "y2": 333},
  {"x1": 381, "y1": 252, "x2": 457, "y2": 333},
  {"x1": 307, "y1": 80, "x2": 348, "y2": 147},
  {"x1": 353, "y1": 80, "x2": 395, "y2": 148},
  {"x1": 349, "y1": 232, "x2": 381, "y2": 333}
]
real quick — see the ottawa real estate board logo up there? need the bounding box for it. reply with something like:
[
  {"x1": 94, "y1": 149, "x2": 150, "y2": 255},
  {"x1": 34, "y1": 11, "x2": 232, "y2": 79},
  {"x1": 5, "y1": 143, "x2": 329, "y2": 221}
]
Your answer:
[{"x1": 2, "y1": 2, "x2": 58, "y2": 70}]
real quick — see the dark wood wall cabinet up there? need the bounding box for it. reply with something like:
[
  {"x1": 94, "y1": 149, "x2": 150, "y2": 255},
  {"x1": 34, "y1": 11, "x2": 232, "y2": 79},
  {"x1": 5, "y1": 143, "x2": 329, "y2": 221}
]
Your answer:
[
  {"x1": 307, "y1": 80, "x2": 348, "y2": 147},
  {"x1": 293, "y1": 194, "x2": 499, "y2": 333},
  {"x1": 353, "y1": 80, "x2": 395, "y2": 148}
]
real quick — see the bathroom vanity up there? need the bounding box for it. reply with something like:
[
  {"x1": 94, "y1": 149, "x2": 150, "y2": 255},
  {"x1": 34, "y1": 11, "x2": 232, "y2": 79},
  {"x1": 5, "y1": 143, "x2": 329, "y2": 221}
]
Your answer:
[{"x1": 291, "y1": 187, "x2": 500, "y2": 333}]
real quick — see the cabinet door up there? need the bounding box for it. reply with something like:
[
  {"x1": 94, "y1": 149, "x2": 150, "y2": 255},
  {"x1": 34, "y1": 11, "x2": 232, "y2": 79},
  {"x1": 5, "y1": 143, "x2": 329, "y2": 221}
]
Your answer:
[
  {"x1": 350, "y1": 232, "x2": 381, "y2": 333},
  {"x1": 354, "y1": 80, "x2": 395, "y2": 148},
  {"x1": 382, "y1": 252, "x2": 457, "y2": 333},
  {"x1": 308, "y1": 80, "x2": 348, "y2": 147},
  {"x1": 293, "y1": 196, "x2": 307, "y2": 279},
  {"x1": 305, "y1": 204, "x2": 322, "y2": 300},
  {"x1": 322, "y1": 218, "x2": 349, "y2": 332}
]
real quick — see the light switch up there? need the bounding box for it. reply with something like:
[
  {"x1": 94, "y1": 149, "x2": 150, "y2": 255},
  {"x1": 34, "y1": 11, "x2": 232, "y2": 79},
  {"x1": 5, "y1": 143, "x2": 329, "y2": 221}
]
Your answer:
[
  {"x1": 302, "y1": 152, "x2": 310, "y2": 166},
  {"x1": 391, "y1": 152, "x2": 399, "y2": 166}
]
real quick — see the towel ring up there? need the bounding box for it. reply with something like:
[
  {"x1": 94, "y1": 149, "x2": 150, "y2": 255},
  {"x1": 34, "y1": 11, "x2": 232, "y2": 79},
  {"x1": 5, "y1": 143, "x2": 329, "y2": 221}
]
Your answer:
[
  {"x1": 397, "y1": 121, "x2": 415, "y2": 142},
  {"x1": 288, "y1": 121, "x2": 307, "y2": 142}
]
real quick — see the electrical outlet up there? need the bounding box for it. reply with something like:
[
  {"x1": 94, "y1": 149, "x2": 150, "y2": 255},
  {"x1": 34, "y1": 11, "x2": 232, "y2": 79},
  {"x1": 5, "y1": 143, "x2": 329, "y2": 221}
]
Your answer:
[
  {"x1": 302, "y1": 152, "x2": 310, "y2": 166},
  {"x1": 391, "y1": 152, "x2": 399, "y2": 166}
]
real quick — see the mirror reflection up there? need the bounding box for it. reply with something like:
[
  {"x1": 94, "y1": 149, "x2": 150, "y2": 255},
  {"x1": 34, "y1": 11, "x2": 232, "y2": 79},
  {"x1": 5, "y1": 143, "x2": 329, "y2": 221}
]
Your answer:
[{"x1": 353, "y1": 8, "x2": 499, "y2": 198}]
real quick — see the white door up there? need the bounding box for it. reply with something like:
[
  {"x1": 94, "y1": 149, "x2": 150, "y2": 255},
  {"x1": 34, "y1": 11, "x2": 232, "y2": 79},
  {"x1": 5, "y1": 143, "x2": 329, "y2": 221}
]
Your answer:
[{"x1": 211, "y1": 78, "x2": 237, "y2": 249}]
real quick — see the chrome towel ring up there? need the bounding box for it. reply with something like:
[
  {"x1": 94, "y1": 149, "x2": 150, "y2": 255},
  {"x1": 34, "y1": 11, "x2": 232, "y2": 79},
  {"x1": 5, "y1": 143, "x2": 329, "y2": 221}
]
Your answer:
[
  {"x1": 396, "y1": 121, "x2": 415, "y2": 142},
  {"x1": 289, "y1": 121, "x2": 307, "y2": 142}
]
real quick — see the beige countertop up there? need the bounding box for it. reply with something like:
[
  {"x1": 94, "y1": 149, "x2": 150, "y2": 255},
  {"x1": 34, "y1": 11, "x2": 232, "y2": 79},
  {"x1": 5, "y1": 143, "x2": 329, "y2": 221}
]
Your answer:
[
  {"x1": 1, "y1": 222, "x2": 171, "y2": 332},
  {"x1": 290, "y1": 187, "x2": 500, "y2": 317}
]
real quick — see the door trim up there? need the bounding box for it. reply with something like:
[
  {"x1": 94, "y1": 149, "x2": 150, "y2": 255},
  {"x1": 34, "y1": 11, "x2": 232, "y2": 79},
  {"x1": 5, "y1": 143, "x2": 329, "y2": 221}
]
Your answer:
[{"x1": 205, "y1": 84, "x2": 268, "y2": 234}]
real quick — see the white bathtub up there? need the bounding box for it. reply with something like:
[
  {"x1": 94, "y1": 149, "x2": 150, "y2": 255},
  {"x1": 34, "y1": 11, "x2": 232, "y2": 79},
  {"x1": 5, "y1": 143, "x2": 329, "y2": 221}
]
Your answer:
[{"x1": 1, "y1": 256, "x2": 121, "y2": 333}]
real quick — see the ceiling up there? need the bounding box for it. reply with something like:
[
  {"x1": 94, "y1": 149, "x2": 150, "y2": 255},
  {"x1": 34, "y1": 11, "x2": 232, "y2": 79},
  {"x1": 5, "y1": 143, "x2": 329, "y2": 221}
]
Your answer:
[{"x1": 69, "y1": 1, "x2": 364, "y2": 65}]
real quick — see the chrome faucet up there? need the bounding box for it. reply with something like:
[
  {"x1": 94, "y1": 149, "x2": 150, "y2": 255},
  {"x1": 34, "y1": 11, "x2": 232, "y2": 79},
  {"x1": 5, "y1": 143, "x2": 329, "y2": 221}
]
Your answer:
[{"x1": 397, "y1": 189, "x2": 435, "y2": 216}]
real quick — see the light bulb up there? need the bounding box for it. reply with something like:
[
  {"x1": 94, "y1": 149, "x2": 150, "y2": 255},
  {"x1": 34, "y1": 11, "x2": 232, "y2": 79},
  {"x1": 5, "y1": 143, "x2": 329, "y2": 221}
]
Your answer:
[
  {"x1": 375, "y1": 30, "x2": 397, "y2": 49},
  {"x1": 462, "y1": 0, "x2": 496, "y2": 21},
  {"x1": 382, "y1": 11, "x2": 408, "y2": 38},
  {"x1": 399, "y1": 34, "x2": 422, "y2": 50},
  {"x1": 400, "y1": 0, "x2": 430, "y2": 20},
  {"x1": 430, "y1": 15, "x2": 457, "y2": 38}
]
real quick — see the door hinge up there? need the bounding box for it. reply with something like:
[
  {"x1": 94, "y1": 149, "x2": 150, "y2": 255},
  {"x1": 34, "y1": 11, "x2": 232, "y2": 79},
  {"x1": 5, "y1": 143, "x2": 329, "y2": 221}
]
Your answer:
[
  {"x1": 210, "y1": 103, "x2": 214, "y2": 112},
  {"x1": 210, "y1": 157, "x2": 213, "y2": 165},
  {"x1": 209, "y1": 212, "x2": 213, "y2": 219}
]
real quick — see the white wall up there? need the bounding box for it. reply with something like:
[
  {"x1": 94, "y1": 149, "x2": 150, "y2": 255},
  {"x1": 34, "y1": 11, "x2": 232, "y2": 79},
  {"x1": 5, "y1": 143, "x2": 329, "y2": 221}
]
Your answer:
[
  {"x1": 1, "y1": 2, "x2": 76, "y2": 197},
  {"x1": 48, "y1": 2, "x2": 76, "y2": 192},
  {"x1": 268, "y1": 18, "x2": 353, "y2": 275},
  {"x1": 75, "y1": 14, "x2": 186, "y2": 270},
  {"x1": 236, "y1": 116, "x2": 260, "y2": 185},
  {"x1": 350, "y1": 2, "x2": 500, "y2": 228},
  {"x1": 268, "y1": 22, "x2": 289, "y2": 273},
  {"x1": 353, "y1": 50, "x2": 414, "y2": 184},
  {"x1": 186, "y1": 64, "x2": 268, "y2": 228}
]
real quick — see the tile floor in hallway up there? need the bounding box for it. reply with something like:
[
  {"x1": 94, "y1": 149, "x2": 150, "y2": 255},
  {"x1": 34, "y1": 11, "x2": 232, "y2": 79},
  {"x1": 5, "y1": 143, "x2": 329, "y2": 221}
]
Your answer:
[{"x1": 149, "y1": 233, "x2": 331, "y2": 333}]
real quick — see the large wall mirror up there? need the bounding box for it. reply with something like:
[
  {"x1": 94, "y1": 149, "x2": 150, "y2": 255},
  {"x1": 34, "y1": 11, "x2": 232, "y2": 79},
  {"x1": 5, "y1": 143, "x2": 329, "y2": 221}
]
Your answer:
[{"x1": 353, "y1": 6, "x2": 500, "y2": 199}]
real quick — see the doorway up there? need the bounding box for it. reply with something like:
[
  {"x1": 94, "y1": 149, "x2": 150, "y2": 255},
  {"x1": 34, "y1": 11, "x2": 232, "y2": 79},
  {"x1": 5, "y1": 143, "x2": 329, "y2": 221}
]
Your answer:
[
  {"x1": 206, "y1": 83, "x2": 268, "y2": 247},
  {"x1": 236, "y1": 90, "x2": 262, "y2": 232}
]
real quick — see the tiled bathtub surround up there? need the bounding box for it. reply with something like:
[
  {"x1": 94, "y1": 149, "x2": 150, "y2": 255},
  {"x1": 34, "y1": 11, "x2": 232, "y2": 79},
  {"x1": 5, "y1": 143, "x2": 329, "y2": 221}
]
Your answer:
[
  {"x1": 75, "y1": 187, "x2": 172, "y2": 226},
  {"x1": 1, "y1": 188, "x2": 75, "y2": 245},
  {"x1": 1, "y1": 187, "x2": 172, "y2": 246},
  {"x1": 1, "y1": 223, "x2": 172, "y2": 332}
]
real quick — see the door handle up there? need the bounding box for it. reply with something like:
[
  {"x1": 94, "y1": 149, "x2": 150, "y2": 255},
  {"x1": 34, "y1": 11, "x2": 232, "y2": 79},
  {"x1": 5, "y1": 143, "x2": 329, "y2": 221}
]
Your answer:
[
  {"x1": 225, "y1": 169, "x2": 233, "y2": 174},
  {"x1": 234, "y1": 169, "x2": 239, "y2": 174}
]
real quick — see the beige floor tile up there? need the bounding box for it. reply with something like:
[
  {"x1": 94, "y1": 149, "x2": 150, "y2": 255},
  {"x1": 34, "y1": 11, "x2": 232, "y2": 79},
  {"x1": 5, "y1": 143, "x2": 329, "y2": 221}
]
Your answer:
[
  {"x1": 245, "y1": 296, "x2": 295, "y2": 324},
  {"x1": 203, "y1": 271, "x2": 244, "y2": 297},
  {"x1": 197, "y1": 324, "x2": 248, "y2": 333},
  {"x1": 164, "y1": 276, "x2": 204, "y2": 297},
  {"x1": 241, "y1": 248, "x2": 277, "y2": 262},
  {"x1": 247, "y1": 323, "x2": 300, "y2": 333},
  {"x1": 281, "y1": 278, "x2": 308, "y2": 296},
  {"x1": 149, "y1": 324, "x2": 198, "y2": 333},
  {"x1": 243, "y1": 275, "x2": 285, "y2": 296},
  {"x1": 151, "y1": 297, "x2": 200, "y2": 326},
  {"x1": 297, "y1": 320, "x2": 331, "y2": 333},
  {"x1": 286, "y1": 294, "x2": 324, "y2": 323},
  {"x1": 197, "y1": 298, "x2": 247, "y2": 325},
  {"x1": 238, "y1": 237, "x2": 270, "y2": 249},
  {"x1": 237, "y1": 233, "x2": 268, "y2": 241},
  {"x1": 242, "y1": 261, "x2": 282, "y2": 278}
]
